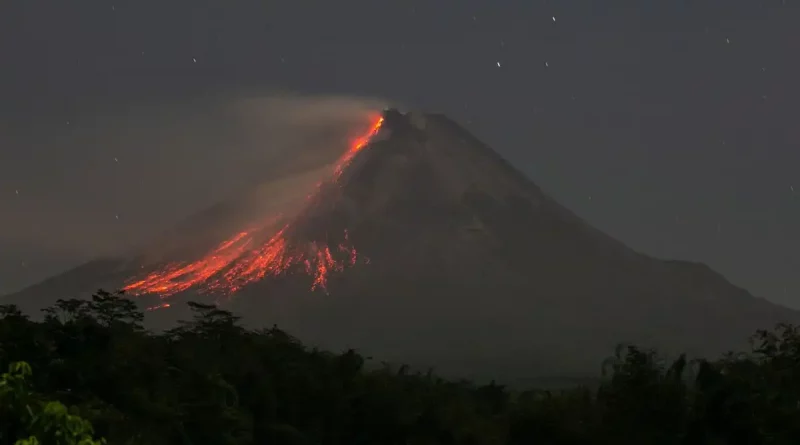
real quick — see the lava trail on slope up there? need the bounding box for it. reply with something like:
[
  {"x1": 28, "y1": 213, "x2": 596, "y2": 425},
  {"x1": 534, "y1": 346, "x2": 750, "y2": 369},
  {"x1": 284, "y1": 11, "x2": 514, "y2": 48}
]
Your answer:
[{"x1": 122, "y1": 115, "x2": 384, "y2": 308}]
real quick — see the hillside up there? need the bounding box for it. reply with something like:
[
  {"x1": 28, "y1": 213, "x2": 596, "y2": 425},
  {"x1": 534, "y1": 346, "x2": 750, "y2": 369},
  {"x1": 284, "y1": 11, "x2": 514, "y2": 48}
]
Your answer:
[{"x1": 3, "y1": 109, "x2": 798, "y2": 379}]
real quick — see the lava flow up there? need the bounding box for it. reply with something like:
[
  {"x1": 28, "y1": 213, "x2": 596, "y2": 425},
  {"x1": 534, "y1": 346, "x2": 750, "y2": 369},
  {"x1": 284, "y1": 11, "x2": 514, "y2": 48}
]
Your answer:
[{"x1": 123, "y1": 115, "x2": 384, "y2": 304}]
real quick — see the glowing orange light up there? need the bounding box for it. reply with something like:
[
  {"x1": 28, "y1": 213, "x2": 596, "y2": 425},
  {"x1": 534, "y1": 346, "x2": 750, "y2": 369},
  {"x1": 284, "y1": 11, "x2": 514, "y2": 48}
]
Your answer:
[{"x1": 123, "y1": 114, "x2": 384, "y2": 308}]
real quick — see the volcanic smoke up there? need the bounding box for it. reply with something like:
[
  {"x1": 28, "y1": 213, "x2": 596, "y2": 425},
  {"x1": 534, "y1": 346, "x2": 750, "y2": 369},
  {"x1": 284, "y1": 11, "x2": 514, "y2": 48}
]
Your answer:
[{"x1": 122, "y1": 115, "x2": 385, "y2": 309}]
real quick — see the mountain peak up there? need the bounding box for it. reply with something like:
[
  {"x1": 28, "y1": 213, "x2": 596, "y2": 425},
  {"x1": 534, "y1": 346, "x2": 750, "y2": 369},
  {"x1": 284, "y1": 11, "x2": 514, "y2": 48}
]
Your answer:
[{"x1": 3, "y1": 109, "x2": 798, "y2": 380}]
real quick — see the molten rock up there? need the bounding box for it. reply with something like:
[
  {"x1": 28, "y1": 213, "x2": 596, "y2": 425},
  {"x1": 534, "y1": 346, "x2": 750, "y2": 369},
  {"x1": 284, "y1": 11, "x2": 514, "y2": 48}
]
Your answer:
[{"x1": 4, "y1": 109, "x2": 800, "y2": 381}]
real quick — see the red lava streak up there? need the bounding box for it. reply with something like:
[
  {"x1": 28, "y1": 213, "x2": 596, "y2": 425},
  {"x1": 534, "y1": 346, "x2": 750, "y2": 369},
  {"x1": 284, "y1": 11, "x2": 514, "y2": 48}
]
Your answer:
[{"x1": 123, "y1": 115, "x2": 384, "y2": 304}]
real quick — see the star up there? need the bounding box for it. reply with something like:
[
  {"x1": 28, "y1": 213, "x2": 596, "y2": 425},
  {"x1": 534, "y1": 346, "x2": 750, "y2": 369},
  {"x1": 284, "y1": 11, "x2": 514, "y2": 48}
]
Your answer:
[
  {"x1": 192, "y1": 57, "x2": 197, "y2": 63},
  {"x1": 15, "y1": 189, "x2": 19, "y2": 195},
  {"x1": 545, "y1": 61, "x2": 549, "y2": 67},
  {"x1": 726, "y1": 37, "x2": 731, "y2": 44},
  {"x1": 496, "y1": 61, "x2": 501, "y2": 68},
  {"x1": 114, "y1": 157, "x2": 119, "y2": 162},
  {"x1": 552, "y1": 16, "x2": 556, "y2": 22}
]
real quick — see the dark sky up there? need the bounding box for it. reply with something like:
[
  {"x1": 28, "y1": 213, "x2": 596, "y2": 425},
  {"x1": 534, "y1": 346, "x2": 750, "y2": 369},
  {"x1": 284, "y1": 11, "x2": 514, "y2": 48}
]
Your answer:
[{"x1": 1, "y1": 1, "x2": 799, "y2": 307}]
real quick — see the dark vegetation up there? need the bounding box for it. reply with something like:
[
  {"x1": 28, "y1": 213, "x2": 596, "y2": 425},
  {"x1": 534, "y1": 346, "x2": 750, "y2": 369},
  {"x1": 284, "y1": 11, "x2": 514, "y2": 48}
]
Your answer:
[{"x1": 1, "y1": 290, "x2": 799, "y2": 444}]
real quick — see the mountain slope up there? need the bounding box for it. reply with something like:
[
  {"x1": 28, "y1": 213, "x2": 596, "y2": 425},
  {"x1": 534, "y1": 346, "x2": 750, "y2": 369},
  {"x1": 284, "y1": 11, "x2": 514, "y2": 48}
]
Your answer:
[
  {"x1": 220, "y1": 111, "x2": 798, "y2": 378},
  {"x1": 3, "y1": 109, "x2": 797, "y2": 380}
]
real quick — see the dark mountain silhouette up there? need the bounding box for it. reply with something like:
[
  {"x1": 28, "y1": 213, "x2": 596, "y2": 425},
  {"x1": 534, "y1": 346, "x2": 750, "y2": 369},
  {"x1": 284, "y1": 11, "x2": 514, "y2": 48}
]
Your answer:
[{"x1": 3, "y1": 109, "x2": 798, "y2": 380}]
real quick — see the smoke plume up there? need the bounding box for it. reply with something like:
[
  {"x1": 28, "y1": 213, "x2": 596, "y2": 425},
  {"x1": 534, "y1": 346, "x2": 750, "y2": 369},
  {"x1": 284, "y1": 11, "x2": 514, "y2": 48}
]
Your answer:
[{"x1": 0, "y1": 91, "x2": 387, "y2": 293}]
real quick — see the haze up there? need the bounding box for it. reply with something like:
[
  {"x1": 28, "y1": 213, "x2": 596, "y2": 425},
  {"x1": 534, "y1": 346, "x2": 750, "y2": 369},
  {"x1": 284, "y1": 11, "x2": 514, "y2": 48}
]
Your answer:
[
  {"x1": 1, "y1": 1, "x2": 799, "y2": 309},
  {"x1": 0, "y1": 92, "x2": 385, "y2": 293}
]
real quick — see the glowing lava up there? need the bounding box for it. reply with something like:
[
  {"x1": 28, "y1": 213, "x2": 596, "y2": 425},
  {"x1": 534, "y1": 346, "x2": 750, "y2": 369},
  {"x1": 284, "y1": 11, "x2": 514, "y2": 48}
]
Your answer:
[
  {"x1": 122, "y1": 115, "x2": 384, "y2": 305},
  {"x1": 333, "y1": 115, "x2": 383, "y2": 181}
]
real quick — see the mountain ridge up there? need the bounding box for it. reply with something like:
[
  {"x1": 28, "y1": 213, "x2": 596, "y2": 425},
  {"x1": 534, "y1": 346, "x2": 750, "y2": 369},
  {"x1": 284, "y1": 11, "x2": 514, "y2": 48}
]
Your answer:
[{"x1": 3, "y1": 109, "x2": 798, "y2": 379}]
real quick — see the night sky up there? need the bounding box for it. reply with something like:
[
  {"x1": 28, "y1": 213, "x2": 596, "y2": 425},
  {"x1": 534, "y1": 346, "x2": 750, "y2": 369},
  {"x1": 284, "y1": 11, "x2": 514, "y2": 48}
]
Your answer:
[{"x1": 1, "y1": 1, "x2": 799, "y2": 307}]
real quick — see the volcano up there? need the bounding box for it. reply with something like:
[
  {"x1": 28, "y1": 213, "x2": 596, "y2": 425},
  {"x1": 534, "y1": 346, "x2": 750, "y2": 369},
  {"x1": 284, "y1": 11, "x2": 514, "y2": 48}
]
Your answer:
[{"x1": 4, "y1": 109, "x2": 799, "y2": 380}]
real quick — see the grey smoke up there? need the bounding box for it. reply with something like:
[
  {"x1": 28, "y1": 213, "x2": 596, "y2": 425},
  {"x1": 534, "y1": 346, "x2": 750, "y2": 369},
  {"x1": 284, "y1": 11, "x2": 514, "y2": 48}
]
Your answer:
[{"x1": 0, "y1": 91, "x2": 387, "y2": 294}]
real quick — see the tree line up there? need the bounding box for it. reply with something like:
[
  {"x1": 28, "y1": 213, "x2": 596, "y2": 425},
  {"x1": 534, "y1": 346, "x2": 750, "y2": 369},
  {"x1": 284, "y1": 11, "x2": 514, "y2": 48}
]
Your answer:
[{"x1": 1, "y1": 290, "x2": 799, "y2": 444}]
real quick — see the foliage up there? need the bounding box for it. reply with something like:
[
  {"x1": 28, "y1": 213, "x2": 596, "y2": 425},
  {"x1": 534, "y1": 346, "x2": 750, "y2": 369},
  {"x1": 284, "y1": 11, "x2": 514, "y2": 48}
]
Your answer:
[
  {"x1": 0, "y1": 290, "x2": 798, "y2": 444},
  {"x1": 1, "y1": 361, "x2": 105, "y2": 445}
]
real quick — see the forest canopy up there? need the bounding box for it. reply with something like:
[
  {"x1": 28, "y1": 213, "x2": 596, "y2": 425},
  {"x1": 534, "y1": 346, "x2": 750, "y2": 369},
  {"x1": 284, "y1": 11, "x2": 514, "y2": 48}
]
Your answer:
[{"x1": 1, "y1": 290, "x2": 799, "y2": 444}]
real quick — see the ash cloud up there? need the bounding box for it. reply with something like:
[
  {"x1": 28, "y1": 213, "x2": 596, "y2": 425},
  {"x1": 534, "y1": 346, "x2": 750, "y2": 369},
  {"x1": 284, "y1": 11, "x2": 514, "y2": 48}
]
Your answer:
[{"x1": 0, "y1": 91, "x2": 387, "y2": 294}]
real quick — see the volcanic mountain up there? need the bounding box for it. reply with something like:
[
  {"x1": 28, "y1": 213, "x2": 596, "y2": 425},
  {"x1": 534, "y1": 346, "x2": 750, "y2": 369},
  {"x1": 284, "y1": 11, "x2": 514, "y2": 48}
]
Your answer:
[{"x1": 4, "y1": 109, "x2": 799, "y2": 380}]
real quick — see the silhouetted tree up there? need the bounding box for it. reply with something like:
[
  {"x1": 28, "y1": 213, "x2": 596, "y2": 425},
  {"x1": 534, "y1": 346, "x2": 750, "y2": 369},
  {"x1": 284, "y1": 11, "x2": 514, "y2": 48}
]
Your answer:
[{"x1": 2, "y1": 290, "x2": 800, "y2": 444}]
